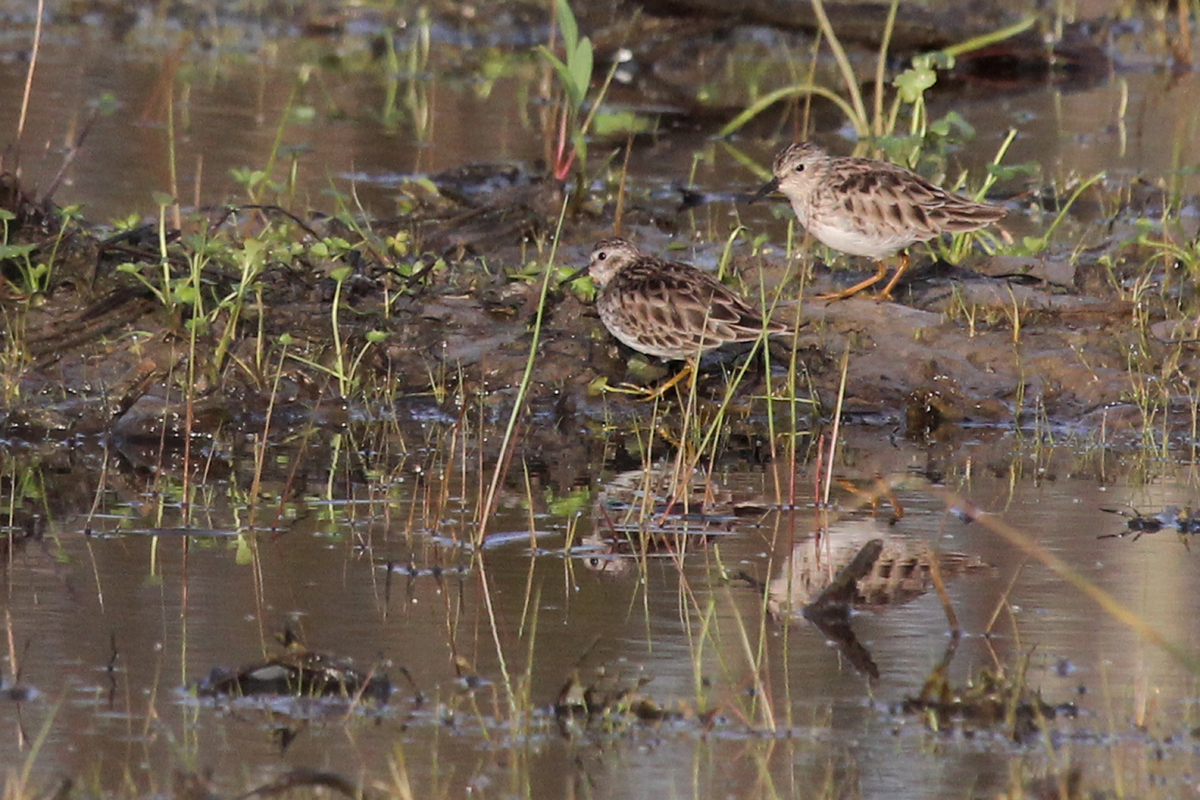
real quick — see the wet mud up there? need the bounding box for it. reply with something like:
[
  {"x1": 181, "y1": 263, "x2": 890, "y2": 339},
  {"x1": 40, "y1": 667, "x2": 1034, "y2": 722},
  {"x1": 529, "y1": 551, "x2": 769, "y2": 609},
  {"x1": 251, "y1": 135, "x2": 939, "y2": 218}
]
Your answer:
[{"x1": 0, "y1": 156, "x2": 1185, "y2": 452}]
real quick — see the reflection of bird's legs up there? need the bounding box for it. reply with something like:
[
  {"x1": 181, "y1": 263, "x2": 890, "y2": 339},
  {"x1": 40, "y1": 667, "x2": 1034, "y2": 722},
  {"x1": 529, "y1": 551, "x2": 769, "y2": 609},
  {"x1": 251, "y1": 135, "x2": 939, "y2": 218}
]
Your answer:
[
  {"x1": 879, "y1": 476, "x2": 904, "y2": 521},
  {"x1": 835, "y1": 476, "x2": 905, "y2": 522},
  {"x1": 928, "y1": 554, "x2": 960, "y2": 634},
  {"x1": 876, "y1": 252, "x2": 912, "y2": 301}
]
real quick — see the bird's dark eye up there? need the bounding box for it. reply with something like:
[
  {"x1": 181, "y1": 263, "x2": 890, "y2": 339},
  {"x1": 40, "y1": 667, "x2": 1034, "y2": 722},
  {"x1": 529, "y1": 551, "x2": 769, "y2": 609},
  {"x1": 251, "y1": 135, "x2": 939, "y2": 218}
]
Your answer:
[
  {"x1": 794, "y1": 164, "x2": 805, "y2": 173},
  {"x1": 597, "y1": 251, "x2": 607, "y2": 261}
]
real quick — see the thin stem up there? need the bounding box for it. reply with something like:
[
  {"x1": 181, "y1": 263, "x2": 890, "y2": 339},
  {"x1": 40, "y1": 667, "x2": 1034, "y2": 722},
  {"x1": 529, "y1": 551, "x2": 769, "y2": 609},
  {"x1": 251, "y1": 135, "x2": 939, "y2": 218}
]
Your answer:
[
  {"x1": 15, "y1": 0, "x2": 44, "y2": 145},
  {"x1": 872, "y1": 0, "x2": 900, "y2": 140},
  {"x1": 808, "y1": 0, "x2": 869, "y2": 133}
]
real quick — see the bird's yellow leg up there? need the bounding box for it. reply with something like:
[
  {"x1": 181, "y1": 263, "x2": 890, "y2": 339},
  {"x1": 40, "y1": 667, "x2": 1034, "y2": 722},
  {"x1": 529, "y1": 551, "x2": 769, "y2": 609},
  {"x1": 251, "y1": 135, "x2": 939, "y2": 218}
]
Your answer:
[
  {"x1": 816, "y1": 259, "x2": 890, "y2": 301},
  {"x1": 876, "y1": 252, "x2": 911, "y2": 301},
  {"x1": 638, "y1": 361, "x2": 694, "y2": 401},
  {"x1": 605, "y1": 361, "x2": 695, "y2": 400}
]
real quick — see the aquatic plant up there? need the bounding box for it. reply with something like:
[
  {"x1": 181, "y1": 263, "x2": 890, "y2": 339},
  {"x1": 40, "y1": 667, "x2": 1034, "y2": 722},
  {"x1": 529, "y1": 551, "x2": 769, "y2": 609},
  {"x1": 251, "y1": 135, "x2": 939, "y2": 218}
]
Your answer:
[
  {"x1": 115, "y1": 192, "x2": 192, "y2": 314},
  {"x1": 0, "y1": 210, "x2": 49, "y2": 300},
  {"x1": 722, "y1": 4, "x2": 1033, "y2": 271},
  {"x1": 1011, "y1": 171, "x2": 1107, "y2": 258},
  {"x1": 537, "y1": 0, "x2": 594, "y2": 180},
  {"x1": 536, "y1": 0, "x2": 624, "y2": 185},
  {"x1": 718, "y1": 5, "x2": 1035, "y2": 145}
]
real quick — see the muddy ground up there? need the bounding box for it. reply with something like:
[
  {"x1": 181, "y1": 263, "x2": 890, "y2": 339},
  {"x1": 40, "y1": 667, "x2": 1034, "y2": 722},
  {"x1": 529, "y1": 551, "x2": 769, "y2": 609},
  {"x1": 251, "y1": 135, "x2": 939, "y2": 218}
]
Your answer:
[
  {"x1": 0, "y1": 0, "x2": 1194, "y2": 457},
  {"x1": 0, "y1": 165, "x2": 1189, "y2": 456}
]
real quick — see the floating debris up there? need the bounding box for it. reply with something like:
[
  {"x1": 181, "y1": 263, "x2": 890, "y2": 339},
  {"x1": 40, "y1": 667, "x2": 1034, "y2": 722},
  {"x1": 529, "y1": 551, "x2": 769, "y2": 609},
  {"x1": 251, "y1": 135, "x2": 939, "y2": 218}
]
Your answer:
[
  {"x1": 899, "y1": 654, "x2": 1075, "y2": 742},
  {"x1": 1098, "y1": 505, "x2": 1200, "y2": 540},
  {"x1": 196, "y1": 629, "x2": 390, "y2": 706},
  {"x1": 0, "y1": 678, "x2": 36, "y2": 703},
  {"x1": 554, "y1": 670, "x2": 685, "y2": 729}
]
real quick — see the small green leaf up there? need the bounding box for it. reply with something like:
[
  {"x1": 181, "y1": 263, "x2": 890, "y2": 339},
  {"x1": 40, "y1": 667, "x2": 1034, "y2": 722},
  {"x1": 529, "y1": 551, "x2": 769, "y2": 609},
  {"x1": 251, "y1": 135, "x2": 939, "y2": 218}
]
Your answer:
[
  {"x1": 546, "y1": 487, "x2": 590, "y2": 517},
  {"x1": 913, "y1": 51, "x2": 954, "y2": 72},
  {"x1": 893, "y1": 65, "x2": 937, "y2": 104},
  {"x1": 0, "y1": 243, "x2": 37, "y2": 259},
  {"x1": 290, "y1": 105, "x2": 317, "y2": 123},
  {"x1": 230, "y1": 168, "x2": 267, "y2": 191},
  {"x1": 587, "y1": 376, "x2": 610, "y2": 396},
  {"x1": 152, "y1": 191, "x2": 175, "y2": 208},
  {"x1": 1022, "y1": 236, "x2": 1046, "y2": 254},
  {"x1": 590, "y1": 110, "x2": 652, "y2": 137},
  {"x1": 568, "y1": 38, "x2": 593, "y2": 112},
  {"x1": 174, "y1": 284, "x2": 199, "y2": 304},
  {"x1": 235, "y1": 534, "x2": 252, "y2": 565},
  {"x1": 556, "y1": 0, "x2": 579, "y2": 59},
  {"x1": 92, "y1": 92, "x2": 120, "y2": 115},
  {"x1": 563, "y1": 273, "x2": 595, "y2": 299},
  {"x1": 929, "y1": 110, "x2": 974, "y2": 140},
  {"x1": 987, "y1": 162, "x2": 1039, "y2": 181},
  {"x1": 365, "y1": 330, "x2": 388, "y2": 344},
  {"x1": 537, "y1": 47, "x2": 579, "y2": 109}
]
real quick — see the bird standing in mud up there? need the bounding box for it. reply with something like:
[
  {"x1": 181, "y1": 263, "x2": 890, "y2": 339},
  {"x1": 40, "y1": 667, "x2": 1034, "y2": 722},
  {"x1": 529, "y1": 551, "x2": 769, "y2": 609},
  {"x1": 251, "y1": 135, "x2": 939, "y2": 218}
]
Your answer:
[
  {"x1": 750, "y1": 142, "x2": 1006, "y2": 301},
  {"x1": 563, "y1": 237, "x2": 790, "y2": 396}
]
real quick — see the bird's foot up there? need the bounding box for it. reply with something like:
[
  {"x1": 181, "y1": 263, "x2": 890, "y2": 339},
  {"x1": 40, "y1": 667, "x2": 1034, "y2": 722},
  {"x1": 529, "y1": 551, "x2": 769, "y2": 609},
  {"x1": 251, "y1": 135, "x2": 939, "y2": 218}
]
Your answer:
[
  {"x1": 815, "y1": 269, "x2": 887, "y2": 302},
  {"x1": 596, "y1": 365, "x2": 695, "y2": 401}
]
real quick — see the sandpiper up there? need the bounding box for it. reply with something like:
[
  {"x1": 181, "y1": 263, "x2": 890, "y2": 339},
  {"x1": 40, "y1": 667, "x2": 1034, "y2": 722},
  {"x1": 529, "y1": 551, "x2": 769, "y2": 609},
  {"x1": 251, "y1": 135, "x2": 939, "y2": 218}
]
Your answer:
[
  {"x1": 563, "y1": 237, "x2": 789, "y2": 395},
  {"x1": 750, "y1": 142, "x2": 1006, "y2": 300}
]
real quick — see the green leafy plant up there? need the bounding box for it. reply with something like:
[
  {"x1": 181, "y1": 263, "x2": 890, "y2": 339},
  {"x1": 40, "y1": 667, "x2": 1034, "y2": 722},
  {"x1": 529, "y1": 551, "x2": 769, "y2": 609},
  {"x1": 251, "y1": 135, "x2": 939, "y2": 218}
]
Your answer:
[
  {"x1": 537, "y1": 0, "x2": 599, "y2": 180},
  {"x1": 116, "y1": 193, "x2": 189, "y2": 312},
  {"x1": 283, "y1": 237, "x2": 389, "y2": 396},
  {"x1": 0, "y1": 207, "x2": 75, "y2": 300},
  {"x1": 720, "y1": 8, "x2": 1035, "y2": 144},
  {"x1": 1010, "y1": 171, "x2": 1105, "y2": 257},
  {"x1": 875, "y1": 52, "x2": 965, "y2": 169},
  {"x1": 207, "y1": 236, "x2": 269, "y2": 378},
  {"x1": 0, "y1": 231, "x2": 41, "y2": 297}
]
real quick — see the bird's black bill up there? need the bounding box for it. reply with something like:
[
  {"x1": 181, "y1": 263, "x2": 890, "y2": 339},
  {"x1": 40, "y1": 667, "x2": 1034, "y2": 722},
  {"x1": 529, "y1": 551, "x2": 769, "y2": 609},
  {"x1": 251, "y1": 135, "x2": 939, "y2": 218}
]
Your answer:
[
  {"x1": 747, "y1": 177, "x2": 781, "y2": 204},
  {"x1": 559, "y1": 265, "x2": 590, "y2": 287}
]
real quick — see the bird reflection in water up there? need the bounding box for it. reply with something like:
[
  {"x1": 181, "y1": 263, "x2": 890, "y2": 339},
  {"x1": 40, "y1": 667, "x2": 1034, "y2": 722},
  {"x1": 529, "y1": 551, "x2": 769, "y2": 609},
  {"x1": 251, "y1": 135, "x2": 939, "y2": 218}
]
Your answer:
[
  {"x1": 767, "y1": 518, "x2": 987, "y2": 678},
  {"x1": 576, "y1": 463, "x2": 741, "y2": 578}
]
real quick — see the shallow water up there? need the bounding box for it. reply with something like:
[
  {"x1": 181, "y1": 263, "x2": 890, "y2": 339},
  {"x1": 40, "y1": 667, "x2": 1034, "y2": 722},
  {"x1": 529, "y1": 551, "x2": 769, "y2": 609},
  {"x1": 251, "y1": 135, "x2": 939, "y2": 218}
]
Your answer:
[
  {"x1": 3, "y1": 422, "x2": 1200, "y2": 798},
  {"x1": 2, "y1": 23, "x2": 1197, "y2": 230}
]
